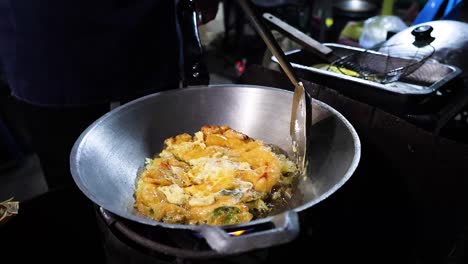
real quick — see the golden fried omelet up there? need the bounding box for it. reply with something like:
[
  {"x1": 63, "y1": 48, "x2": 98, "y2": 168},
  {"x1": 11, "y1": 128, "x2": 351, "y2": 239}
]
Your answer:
[{"x1": 134, "y1": 126, "x2": 297, "y2": 225}]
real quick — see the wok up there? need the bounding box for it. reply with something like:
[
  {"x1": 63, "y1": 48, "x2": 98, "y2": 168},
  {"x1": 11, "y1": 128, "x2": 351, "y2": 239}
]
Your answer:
[{"x1": 70, "y1": 85, "x2": 360, "y2": 255}]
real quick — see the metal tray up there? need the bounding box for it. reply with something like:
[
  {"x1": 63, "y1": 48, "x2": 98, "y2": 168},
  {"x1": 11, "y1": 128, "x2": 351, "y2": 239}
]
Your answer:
[{"x1": 271, "y1": 44, "x2": 462, "y2": 114}]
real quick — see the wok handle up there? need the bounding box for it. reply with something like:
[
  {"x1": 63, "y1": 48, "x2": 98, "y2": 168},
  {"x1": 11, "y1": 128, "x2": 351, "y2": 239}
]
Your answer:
[{"x1": 198, "y1": 211, "x2": 300, "y2": 255}]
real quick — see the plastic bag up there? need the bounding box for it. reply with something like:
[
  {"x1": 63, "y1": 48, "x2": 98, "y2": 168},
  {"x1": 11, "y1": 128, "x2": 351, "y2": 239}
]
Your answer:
[{"x1": 359, "y1": 15, "x2": 408, "y2": 49}]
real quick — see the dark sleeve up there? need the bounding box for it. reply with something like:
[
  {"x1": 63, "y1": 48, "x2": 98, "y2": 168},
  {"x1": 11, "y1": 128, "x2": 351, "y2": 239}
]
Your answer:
[{"x1": 0, "y1": 0, "x2": 181, "y2": 106}]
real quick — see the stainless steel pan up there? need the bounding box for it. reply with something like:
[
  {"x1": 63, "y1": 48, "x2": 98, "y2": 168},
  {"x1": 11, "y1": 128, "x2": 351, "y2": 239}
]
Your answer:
[{"x1": 70, "y1": 85, "x2": 360, "y2": 255}]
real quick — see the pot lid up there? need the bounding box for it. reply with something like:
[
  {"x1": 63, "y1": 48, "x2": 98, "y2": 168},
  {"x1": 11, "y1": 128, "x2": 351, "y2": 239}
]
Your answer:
[{"x1": 382, "y1": 20, "x2": 468, "y2": 74}]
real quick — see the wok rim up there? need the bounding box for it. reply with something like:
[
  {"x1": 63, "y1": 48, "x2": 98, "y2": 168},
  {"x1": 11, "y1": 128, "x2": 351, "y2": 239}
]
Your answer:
[{"x1": 70, "y1": 84, "x2": 361, "y2": 231}]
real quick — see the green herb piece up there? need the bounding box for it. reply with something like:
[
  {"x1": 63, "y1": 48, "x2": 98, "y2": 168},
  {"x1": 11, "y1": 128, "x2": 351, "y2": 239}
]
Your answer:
[{"x1": 211, "y1": 206, "x2": 241, "y2": 225}]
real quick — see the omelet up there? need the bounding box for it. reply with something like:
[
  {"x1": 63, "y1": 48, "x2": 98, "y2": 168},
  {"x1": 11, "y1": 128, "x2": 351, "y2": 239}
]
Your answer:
[{"x1": 134, "y1": 126, "x2": 297, "y2": 225}]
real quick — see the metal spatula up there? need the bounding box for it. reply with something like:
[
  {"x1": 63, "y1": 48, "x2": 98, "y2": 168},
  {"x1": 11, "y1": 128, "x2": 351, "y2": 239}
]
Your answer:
[
  {"x1": 238, "y1": 0, "x2": 312, "y2": 174},
  {"x1": 262, "y1": 12, "x2": 338, "y2": 63}
]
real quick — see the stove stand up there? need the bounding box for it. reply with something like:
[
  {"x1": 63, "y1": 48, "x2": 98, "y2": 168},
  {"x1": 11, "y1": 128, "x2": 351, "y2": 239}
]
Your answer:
[{"x1": 95, "y1": 207, "x2": 271, "y2": 264}]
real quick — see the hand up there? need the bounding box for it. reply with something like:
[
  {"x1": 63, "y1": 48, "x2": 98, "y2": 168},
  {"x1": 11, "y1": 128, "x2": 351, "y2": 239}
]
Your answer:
[{"x1": 195, "y1": 0, "x2": 221, "y2": 25}]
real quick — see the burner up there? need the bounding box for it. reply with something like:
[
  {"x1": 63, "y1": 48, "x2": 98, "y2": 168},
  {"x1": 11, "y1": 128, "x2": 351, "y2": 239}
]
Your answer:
[
  {"x1": 94, "y1": 206, "x2": 426, "y2": 264},
  {"x1": 96, "y1": 207, "x2": 271, "y2": 263}
]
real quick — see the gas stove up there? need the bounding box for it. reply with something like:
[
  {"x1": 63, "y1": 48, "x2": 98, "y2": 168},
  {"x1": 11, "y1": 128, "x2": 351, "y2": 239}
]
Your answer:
[
  {"x1": 3, "y1": 182, "x2": 464, "y2": 264},
  {"x1": 86, "y1": 66, "x2": 468, "y2": 264},
  {"x1": 4, "y1": 65, "x2": 466, "y2": 264},
  {"x1": 95, "y1": 205, "x2": 425, "y2": 264}
]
